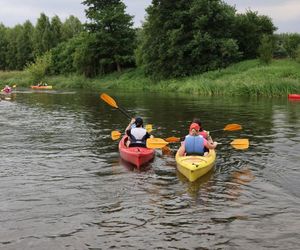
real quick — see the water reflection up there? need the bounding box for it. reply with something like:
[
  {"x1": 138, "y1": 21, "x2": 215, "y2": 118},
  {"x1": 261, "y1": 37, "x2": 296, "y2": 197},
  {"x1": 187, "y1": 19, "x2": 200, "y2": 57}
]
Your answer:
[{"x1": 0, "y1": 90, "x2": 299, "y2": 249}]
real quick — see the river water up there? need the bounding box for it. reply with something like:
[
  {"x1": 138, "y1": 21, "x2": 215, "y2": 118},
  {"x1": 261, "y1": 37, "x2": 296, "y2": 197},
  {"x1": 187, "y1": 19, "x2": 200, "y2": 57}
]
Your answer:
[{"x1": 0, "y1": 90, "x2": 299, "y2": 249}]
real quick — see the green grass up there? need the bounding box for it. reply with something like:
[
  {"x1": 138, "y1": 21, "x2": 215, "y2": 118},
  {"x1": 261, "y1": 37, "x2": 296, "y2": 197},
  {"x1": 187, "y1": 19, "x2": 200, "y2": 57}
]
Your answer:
[{"x1": 1, "y1": 59, "x2": 300, "y2": 96}]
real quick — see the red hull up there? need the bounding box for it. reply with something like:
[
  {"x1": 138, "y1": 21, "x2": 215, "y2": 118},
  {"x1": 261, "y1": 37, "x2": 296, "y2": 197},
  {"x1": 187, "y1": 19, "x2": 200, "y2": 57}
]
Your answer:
[
  {"x1": 288, "y1": 94, "x2": 300, "y2": 100},
  {"x1": 119, "y1": 136, "x2": 155, "y2": 168}
]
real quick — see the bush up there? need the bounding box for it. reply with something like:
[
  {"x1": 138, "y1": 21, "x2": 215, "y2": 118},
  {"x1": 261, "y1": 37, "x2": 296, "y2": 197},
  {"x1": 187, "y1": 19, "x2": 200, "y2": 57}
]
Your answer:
[{"x1": 25, "y1": 52, "x2": 52, "y2": 83}]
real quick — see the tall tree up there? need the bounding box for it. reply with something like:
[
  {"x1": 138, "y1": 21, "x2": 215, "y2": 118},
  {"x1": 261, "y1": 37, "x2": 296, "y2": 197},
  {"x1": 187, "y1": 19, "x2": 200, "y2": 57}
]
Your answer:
[
  {"x1": 61, "y1": 15, "x2": 83, "y2": 41},
  {"x1": 6, "y1": 25, "x2": 22, "y2": 70},
  {"x1": 50, "y1": 15, "x2": 63, "y2": 48},
  {"x1": 140, "y1": 0, "x2": 240, "y2": 79},
  {"x1": 16, "y1": 20, "x2": 34, "y2": 69},
  {"x1": 0, "y1": 24, "x2": 8, "y2": 70},
  {"x1": 33, "y1": 13, "x2": 52, "y2": 57},
  {"x1": 82, "y1": 0, "x2": 136, "y2": 75},
  {"x1": 233, "y1": 10, "x2": 276, "y2": 59}
]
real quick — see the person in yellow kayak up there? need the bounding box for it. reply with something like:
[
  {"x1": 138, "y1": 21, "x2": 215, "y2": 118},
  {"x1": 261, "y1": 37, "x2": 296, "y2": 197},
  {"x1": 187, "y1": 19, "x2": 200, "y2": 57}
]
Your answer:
[
  {"x1": 178, "y1": 122, "x2": 217, "y2": 156},
  {"x1": 125, "y1": 117, "x2": 151, "y2": 147}
]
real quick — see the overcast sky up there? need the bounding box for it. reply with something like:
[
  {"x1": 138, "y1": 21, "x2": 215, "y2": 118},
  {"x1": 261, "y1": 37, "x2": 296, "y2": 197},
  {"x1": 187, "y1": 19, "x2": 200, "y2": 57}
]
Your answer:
[{"x1": 0, "y1": 0, "x2": 299, "y2": 33}]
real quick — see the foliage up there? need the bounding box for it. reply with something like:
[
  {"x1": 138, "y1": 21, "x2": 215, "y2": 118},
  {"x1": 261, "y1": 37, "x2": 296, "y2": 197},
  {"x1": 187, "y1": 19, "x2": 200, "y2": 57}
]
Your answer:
[
  {"x1": 295, "y1": 45, "x2": 300, "y2": 63},
  {"x1": 139, "y1": 0, "x2": 241, "y2": 80},
  {"x1": 25, "y1": 51, "x2": 52, "y2": 83},
  {"x1": 61, "y1": 15, "x2": 83, "y2": 41},
  {"x1": 233, "y1": 10, "x2": 276, "y2": 59},
  {"x1": 258, "y1": 35, "x2": 274, "y2": 64},
  {"x1": 82, "y1": 0, "x2": 136, "y2": 76}
]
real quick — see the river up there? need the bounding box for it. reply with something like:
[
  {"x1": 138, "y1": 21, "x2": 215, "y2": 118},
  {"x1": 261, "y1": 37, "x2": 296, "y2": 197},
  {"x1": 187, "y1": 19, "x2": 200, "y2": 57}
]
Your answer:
[{"x1": 0, "y1": 89, "x2": 299, "y2": 249}]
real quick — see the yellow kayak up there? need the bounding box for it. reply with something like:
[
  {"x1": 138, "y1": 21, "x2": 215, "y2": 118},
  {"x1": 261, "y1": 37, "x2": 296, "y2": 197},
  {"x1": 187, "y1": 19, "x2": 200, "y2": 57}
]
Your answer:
[{"x1": 175, "y1": 150, "x2": 216, "y2": 182}]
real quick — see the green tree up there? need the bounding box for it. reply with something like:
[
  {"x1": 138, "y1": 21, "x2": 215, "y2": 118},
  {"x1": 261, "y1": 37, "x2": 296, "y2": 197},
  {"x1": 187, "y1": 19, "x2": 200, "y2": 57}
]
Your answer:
[
  {"x1": 33, "y1": 13, "x2": 52, "y2": 56},
  {"x1": 258, "y1": 35, "x2": 274, "y2": 64},
  {"x1": 61, "y1": 15, "x2": 83, "y2": 41},
  {"x1": 233, "y1": 10, "x2": 276, "y2": 59},
  {"x1": 16, "y1": 20, "x2": 34, "y2": 70},
  {"x1": 50, "y1": 15, "x2": 63, "y2": 48},
  {"x1": 0, "y1": 24, "x2": 8, "y2": 70},
  {"x1": 82, "y1": 0, "x2": 136, "y2": 75},
  {"x1": 6, "y1": 25, "x2": 22, "y2": 70},
  {"x1": 139, "y1": 0, "x2": 240, "y2": 79}
]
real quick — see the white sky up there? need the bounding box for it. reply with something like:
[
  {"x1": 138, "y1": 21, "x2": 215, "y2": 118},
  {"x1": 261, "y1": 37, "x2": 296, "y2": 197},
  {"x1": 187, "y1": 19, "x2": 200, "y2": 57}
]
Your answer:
[{"x1": 0, "y1": 0, "x2": 299, "y2": 33}]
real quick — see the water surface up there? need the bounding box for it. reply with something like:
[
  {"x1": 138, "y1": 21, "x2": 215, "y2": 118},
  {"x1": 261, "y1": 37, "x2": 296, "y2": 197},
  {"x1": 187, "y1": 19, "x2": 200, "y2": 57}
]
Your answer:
[{"x1": 0, "y1": 90, "x2": 299, "y2": 249}]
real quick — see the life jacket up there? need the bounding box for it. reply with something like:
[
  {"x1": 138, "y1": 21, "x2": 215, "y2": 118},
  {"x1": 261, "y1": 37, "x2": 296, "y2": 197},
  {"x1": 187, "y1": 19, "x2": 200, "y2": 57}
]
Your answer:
[
  {"x1": 129, "y1": 127, "x2": 148, "y2": 147},
  {"x1": 185, "y1": 135, "x2": 205, "y2": 155}
]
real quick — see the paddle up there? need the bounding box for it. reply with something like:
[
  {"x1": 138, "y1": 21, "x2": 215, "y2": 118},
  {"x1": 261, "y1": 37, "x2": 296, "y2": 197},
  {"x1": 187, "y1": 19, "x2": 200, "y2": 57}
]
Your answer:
[
  {"x1": 210, "y1": 123, "x2": 242, "y2": 133},
  {"x1": 100, "y1": 93, "x2": 131, "y2": 119},
  {"x1": 147, "y1": 138, "x2": 249, "y2": 150},
  {"x1": 164, "y1": 123, "x2": 242, "y2": 143}
]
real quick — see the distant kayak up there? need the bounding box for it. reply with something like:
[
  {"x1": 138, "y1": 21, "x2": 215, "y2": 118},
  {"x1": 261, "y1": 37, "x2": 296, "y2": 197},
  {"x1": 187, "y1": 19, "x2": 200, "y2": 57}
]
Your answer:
[
  {"x1": 175, "y1": 149, "x2": 216, "y2": 182},
  {"x1": 119, "y1": 136, "x2": 155, "y2": 168},
  {"x1": 288, "y1": 94, "x2": 300, "y2": 100},
  {"x1": 31, "y1": 85, "x2": 53, "y2": 90}
]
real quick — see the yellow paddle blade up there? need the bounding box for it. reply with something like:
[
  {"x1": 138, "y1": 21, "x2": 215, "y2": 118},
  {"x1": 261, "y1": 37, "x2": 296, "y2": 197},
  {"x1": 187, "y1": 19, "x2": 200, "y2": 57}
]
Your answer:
[
  {"x1": 230, "y1": 139, "x2": 249, "y2": 150},
  {"x1": 165, "y1": 137, "x2": 181, "y2": 143},
  {"x1": 12, "y1": 84, "x2": 17, "y2": 88},
  {"x1": 111, "y1": 130, "x2": 122, "y2": 140},
  {"x1": 224, "y1": 124, "x2": 242, "y2": 131},
  {"x1": 145, "y1": 124, "x2": 152, "y2": 133},
  {"x1": 146, "y1": 138, "x2": 169, "y2": 149},
  {"x1": 100, "y1": 93, "x2": 118, "y2": 109}
]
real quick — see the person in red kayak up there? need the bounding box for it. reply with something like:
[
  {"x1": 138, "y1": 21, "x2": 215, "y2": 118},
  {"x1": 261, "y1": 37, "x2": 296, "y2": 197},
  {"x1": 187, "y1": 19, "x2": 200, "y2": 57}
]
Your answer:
[
  {"x1": 178, "y1": 122, "x2": 217, "y2": 156},
  {"x1": 125, "y1": 117, "x2": 151, "y2": 147}
]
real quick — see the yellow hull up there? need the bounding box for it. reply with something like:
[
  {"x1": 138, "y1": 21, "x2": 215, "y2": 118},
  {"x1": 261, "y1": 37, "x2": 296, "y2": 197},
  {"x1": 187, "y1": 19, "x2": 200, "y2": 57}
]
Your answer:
[{"x1": 175, "y1": 150, "x2": 216, "y2": 182}]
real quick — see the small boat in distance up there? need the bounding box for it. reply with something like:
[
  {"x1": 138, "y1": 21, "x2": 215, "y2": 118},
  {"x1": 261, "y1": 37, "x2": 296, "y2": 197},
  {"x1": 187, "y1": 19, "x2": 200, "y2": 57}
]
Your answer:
[
  {"x1": 31, "y1": 85, "x2": 53, "y2": 90},
  {"x1": 288, "y1": 94, "x2": 300, "y2": 100}
]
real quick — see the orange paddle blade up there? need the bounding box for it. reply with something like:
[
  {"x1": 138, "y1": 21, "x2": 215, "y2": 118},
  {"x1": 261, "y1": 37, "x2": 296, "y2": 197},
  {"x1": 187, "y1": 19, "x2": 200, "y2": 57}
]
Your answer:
[
  {"x1": 111, "y1": 130, "x2": 122, "y2": 140},
  {"x1": 230, "y1": 139, "x2": 249, "y2": 150},
  {"x1": 224, "y1": 124, "x2": 242, "y2": 131},
  {"x1": 165, "y1": 137, "x2": 181, "y2": 143},
  {"x1": 146, "y1": 138, "x2": 169, "y2": 149},
  {"x1": 100, "y1": 93, "x2": 118, "y2": 109}
]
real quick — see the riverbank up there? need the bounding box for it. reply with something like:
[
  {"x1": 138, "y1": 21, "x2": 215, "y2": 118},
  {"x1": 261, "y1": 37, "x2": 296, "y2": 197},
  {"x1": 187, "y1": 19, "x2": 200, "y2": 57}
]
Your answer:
[{"x1": 1, "y1": 59, "x2": 300, "y2": 96}]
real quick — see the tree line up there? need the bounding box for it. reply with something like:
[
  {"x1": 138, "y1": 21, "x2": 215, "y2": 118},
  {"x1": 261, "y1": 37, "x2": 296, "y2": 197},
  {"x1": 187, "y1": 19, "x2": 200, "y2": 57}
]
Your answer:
[{"x1": 0, "y1": 0, "x2": 300, "y2": 82}]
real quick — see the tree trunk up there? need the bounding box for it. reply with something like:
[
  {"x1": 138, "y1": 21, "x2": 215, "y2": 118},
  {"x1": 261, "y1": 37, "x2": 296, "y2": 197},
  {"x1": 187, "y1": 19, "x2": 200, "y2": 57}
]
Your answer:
[{"x1": 116, "y1": 62, "x2": 121, "y2": 72}]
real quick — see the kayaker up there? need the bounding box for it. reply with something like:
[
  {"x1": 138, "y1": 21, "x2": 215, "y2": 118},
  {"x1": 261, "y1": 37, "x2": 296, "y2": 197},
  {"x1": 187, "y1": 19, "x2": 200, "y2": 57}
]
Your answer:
[
  {"x1": 125, "y1": 117, "x2": 151, "y2": 147},
  {"x1": 192, "y1": 118, "x2": 211, "y2": 140},
  {"x1": 2, "y1": 85, "x2": 12, "y2": 94},
  {"x1": 178, "y1": 122, "x2": 217, "y2": 156}
]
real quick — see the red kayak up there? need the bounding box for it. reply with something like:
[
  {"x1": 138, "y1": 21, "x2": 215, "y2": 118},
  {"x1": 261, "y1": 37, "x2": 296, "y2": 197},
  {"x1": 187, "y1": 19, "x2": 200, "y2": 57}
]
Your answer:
[
  {"x1": 288, "y1": 94, "x2": 300, "y2": 100},
  {"x1": 119, "y1": 136, "x2": 155, "y2": 168}
]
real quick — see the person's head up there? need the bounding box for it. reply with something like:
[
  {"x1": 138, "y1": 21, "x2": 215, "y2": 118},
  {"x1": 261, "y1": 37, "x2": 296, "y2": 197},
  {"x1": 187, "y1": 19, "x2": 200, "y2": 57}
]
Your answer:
[
  {"x1": 135, "y1": 117, "x2": 143, "y2": 127},
  {"x1": 189, "y1": 122, "x2": 200, "y2": 136},
  {"x1": 193, "y1": 118, "x2": 203, "y2": 131}
]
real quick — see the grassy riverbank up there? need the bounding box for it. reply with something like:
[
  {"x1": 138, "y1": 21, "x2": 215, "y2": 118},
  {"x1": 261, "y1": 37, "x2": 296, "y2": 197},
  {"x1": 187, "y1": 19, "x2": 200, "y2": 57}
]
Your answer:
[{"x1": 1, "y1": 59, "x2": 300, "y2": 96}]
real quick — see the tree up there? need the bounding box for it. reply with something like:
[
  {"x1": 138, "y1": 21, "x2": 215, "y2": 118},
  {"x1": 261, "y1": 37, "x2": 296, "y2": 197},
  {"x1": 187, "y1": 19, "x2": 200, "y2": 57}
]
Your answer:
[
  {"x1": 0, "y1": 24, "x2": 8, "y2": 70},
  {"x1": 33, "y1": 13, "x2": 52, "y2": 57},
  {"x1": 139, "y1": 0, "x2": 240, "y2": 79},
  {"x1": 50, "y1": 15, "x2": 62, "y2": 48},
  {"x1": 233, "y1": 10, "x2": 276, "y2": 59},
  {"x1": 16, "y1": 20, "x2": 34, "y2": 70},
  {"x1": 61, "y1": 15, "x2": 83, "y2": 41},
  {"x1": 258, "y1": 35, "x2": 274, "y2": 64},
  {"x1": 82, "y1": 0, "x2": 136, "y2": 75}
]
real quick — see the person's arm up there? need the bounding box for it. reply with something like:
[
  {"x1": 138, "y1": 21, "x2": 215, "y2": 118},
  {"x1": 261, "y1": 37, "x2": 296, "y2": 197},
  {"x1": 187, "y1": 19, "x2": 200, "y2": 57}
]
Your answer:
[
  {"x1": 125, "y1": 118, "x2": 135, "y2": 133},
  {"x1": 204, "y1": 138, "x2": 217, "y2": 149},
  {"x1": 177, "y1": 141, "x2": 186, "y2": 156}
]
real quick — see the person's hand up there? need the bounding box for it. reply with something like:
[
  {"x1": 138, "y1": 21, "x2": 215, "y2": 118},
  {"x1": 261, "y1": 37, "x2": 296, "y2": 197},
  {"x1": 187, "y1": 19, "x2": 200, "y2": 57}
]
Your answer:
[{"x1": 130, "y1": 118, "x2": 135, "y2": 125}]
